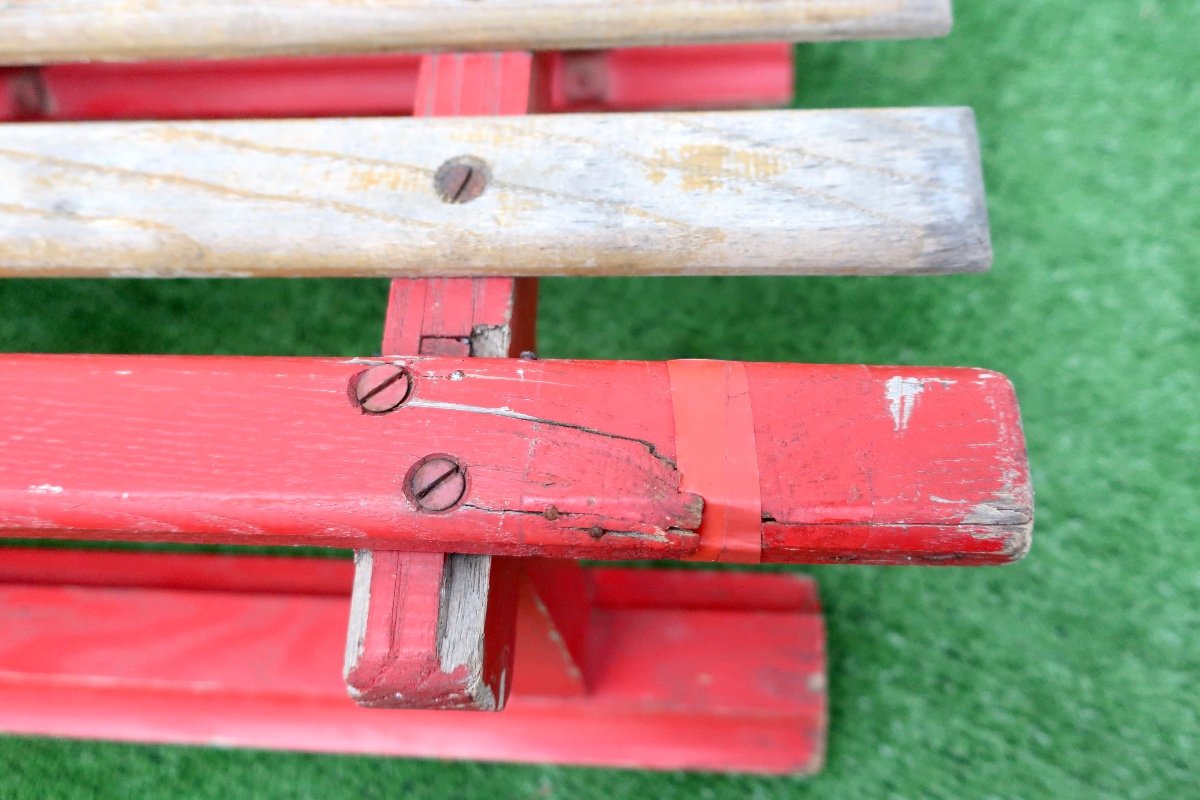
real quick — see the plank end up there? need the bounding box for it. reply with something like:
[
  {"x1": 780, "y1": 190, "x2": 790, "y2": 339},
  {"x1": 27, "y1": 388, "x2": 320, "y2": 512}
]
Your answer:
[{"x1": 932, "y1": 0, "x2": 956, "y2": 38}]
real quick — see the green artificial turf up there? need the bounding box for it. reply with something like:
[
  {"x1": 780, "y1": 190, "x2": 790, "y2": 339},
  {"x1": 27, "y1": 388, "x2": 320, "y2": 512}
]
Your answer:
[{"x1": 0, "y1": 1, "x2": 1196, "y2": 797}]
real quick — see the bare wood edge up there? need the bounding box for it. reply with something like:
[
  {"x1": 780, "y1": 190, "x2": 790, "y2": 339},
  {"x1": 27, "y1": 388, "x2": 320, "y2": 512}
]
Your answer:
[
  {"x1": 342, "y1": 327, "x2": 517, "y2": 710},
  {"x1": 956, "y1": 107, "x2": 993, "y2": 273},
  {"x1": 902, "y1": 105, "x2": 991, "y2": 275},
  {"x1": 0, "y1": 0, "x2": 953, "y2": 65},
  {"x1": 342, "y1": 549, "x2": 374, "y2": 683},
  {"x1": 431, "y1": 321, "x2": 516, "y2": 711},
  {"x1": 436, "y1": 554, "x2": 502, "y2": 710}
]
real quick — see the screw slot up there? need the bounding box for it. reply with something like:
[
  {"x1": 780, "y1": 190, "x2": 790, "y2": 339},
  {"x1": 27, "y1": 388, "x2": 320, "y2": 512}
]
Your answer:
[
  {"x1": 352, "y1": 364, "x2": 412, "y2": 414},
  {"x1": 11, "y1": 68, "x2": 48, "y2": 117},
  {"x1": 404, "y1": 455, "x2": 469, "y2": 513},
  {"x1": 434, "y1": 156, "x2": 490, "y2": 204}
]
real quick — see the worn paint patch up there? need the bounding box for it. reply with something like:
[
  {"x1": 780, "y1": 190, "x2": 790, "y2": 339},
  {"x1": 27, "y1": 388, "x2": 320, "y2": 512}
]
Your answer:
[
  {"x1": 469, "y1": 323, "x2": 511, "y2": 358},
  {"x1": 885, "y1": 376, "x2": 957, "y2": 432},
  {"x1": 28, "y1": 484, "x2": 63, "y2": 494},
  {"x1": 885, "y1": 376, "x2": 924, "y2": 432},
  {"x1": 964, "y1": 501, "x2": 1032, "y2": 525},
  {"x1": 342, "y1": 549, "x2": 374, "y2": 683}
]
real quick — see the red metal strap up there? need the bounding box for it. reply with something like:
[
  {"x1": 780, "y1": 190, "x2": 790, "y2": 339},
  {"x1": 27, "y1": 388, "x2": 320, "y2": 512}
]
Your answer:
[{"x1": 668, "y1": 360, "x2": 762, "y2": 564}]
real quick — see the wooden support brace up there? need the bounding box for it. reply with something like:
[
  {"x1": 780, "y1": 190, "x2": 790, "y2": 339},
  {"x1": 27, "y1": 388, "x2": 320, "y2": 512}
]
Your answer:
[
  {"x1": 0, "y1": 45, "x2": 795, "y2": 122},
  {"x1": 0, "y1": 549, "x2": 828, "y2": 773},
  {"x1": 344, "y1": 51, "x2": 537, "y2": 712},
  {"x1": 0, "y1": 107, "x2": 991, "y2": 277},
  {"x1": 0, "y1": 0, "x2": 953, "y2": 64},
  {"x1": 0, "y1": 354, "x2": 1033, "y2": 564}
]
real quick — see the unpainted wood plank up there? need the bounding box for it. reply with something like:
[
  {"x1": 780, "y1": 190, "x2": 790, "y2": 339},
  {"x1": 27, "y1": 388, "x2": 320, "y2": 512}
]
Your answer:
[
  {"x1": 0, "y1": 1, "x2": 952, "y2": 65},
  {"x1": 0, "y1": 107, "x2": 990, "y2": 277}
]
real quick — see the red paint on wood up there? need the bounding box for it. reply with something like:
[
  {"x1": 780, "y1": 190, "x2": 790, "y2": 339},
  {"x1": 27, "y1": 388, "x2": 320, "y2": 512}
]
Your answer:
[
  {"x1": 669, "y1": 360, "x2": 763, "y2": 563},
  {"x1": 540, "y1": 44, "x2": 794, "y2": 112},
  {"x1": 0, "y1": 355, "x2": 1031, "y2": 564},
  {"x1": 590, "y1": 566, "x2": 822, "y2": 612},
  {"x1": 748, "y1": 364, "x2": 1033, "y2": 565},
  {"x1": 344, "y1": 549, "x2": 521, "y2": 709},
  {"x1": 345, "y1": 52, "x2": 541, "y2": 712},
  {"x1": 0, "y1": 549, "x2": 825, "y2": 774},
  {"x1": 511, "y1": 559, "x2": 592, "y2": 697},
  {"x1": 0, "y1": 44, "x2": 791, "y2": 121},
  {"x1": 0, "y1": 547, "x2": 353, "y2": 595}
]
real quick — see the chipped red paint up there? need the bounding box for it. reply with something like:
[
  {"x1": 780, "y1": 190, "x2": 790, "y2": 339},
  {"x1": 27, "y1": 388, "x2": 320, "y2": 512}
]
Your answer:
[
  {"x1": 345, "y1": 51, "x2": 536, "y2": 714},
  {"x1": 0, "y1": 38, "x2": 1027, "y2": 774},
  {"x1": 0, "y1": 354, "x2": 1030, "y2": 564}
]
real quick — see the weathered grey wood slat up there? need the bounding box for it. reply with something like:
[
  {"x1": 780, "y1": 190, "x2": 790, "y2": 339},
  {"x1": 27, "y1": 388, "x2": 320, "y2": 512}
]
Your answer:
[
  {"x1": 0, "y1": 108, "x2": 991, "y2": 277},
  {"x1": 0, "y1": 0, "x2": 952, "y2": 64}
]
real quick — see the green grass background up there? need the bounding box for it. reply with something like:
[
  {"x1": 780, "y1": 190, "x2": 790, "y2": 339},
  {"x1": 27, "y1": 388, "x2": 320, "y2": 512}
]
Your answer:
[{"x1": 0, "y1": 1, "x2": 1196, "y2": 796}]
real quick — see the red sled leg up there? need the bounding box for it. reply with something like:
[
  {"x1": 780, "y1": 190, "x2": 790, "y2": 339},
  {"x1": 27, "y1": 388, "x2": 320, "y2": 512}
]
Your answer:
[{"x1": 0, "y1": 548, "x2": 826, "y2": 774}]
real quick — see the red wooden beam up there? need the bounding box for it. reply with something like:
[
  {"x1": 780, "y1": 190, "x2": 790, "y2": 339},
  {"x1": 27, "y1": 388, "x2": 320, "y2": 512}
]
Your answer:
[
  {"x1": 0, "y1": 354, "x2": 1031, "y2": 564},
  {"x1": 0, "y1": 44, "x2": 792, "y2": 121},
  {"x1": 0, "y1": 548, "x2": 825, "y2": 774}
]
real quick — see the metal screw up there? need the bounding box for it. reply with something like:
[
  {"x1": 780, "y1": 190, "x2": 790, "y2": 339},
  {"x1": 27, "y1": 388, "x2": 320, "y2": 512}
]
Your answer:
[
  {"x1": 434, "y1": 156, "x2": 489, "y2": 204},
  {"x1": 560, "y1": 51, "x2": 609, "y2": 104},
  {"x1": 406, "y1": 456, "x2": 468, "y2": 513},
  {"x1": 11, "y1": 68, "x2": 48, "y2": 118},
  {"x1": 353, "y1": 364, "x2": 412, "y2": 414}
]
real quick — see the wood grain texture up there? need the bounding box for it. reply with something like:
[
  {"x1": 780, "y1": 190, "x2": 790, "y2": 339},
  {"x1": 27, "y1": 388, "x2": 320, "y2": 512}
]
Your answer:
[
  {"x1": 344, "y1": 548, "x2": 520, "y2": 709},
  {"x1": 342, "y1": 52, "x2": 539, "y2": 713},
  {"x1": 0, "y1": 1, "x2": 952, "y2": 65},
  {"x1": 0, "y1": 354, "x2": 1031, "y2": 564},
  {"x1": 0, "y1": 108, "x2": 991, "y2": 277}
]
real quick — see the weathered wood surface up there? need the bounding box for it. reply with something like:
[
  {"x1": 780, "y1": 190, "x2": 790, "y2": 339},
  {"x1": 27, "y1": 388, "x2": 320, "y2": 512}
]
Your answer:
[
  {"x1": 0, "y1": 354, "x2": 1031, "y2": 564},
  {"x1": 0, "y1": 1, "x2": 952, "y2": 65},
  {"x1": 342, "y1": 53, "x2": 538, "y2": 713},
  {"x1": 0, "y1": 108, "x2": 991, "y2": 277},
  {"x1": 345, "y1": 548, "x2": 521, "y2": 710}
]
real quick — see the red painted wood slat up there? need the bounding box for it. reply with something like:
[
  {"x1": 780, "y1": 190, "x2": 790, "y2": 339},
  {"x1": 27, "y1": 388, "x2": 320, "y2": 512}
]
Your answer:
[
  {"x1": 0, "y1": 354, "x2": 1031, "y2": 564},
  {"x1": 0, "y1": 45, "x2": 792, "y2": 121}
]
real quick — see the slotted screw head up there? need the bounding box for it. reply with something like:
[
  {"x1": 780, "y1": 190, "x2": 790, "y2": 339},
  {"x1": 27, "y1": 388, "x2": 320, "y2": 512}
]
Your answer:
[
  {"x1": 405, "y1": 455, "x2": 468, "y2": 513},
  {"x1": 434, "y1": 156, "x2": 490, "y2": 204},
  {"x1": 11, "y1": 68, "x2": 48, "y2": 117},
  {"x1": 353, "y1": 364, "x2": 412, "y2": 414}
]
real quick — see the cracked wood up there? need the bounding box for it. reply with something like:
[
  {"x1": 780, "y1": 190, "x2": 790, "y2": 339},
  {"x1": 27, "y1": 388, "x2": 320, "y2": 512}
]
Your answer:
[
  {"x1": 0, "y1": 354, "x2": 1031, "y2": 564},
  {"x1": 0, "y1": 107, "x2": 990, "y2": 277},
  {"x1": 341, "y1": 52, "x2": 537, "y2": 713},
  {"x1": 0, "y1": 1, "x2": 952, "y2": 64}
]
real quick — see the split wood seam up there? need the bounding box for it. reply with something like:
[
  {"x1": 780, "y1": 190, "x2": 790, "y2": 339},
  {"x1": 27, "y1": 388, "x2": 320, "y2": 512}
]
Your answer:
[
  {"x1": 0, "y1": 108, "x2": 990, "y2": 277},
  {"x1": 0, "y1": 1, "x2": 951, "y2": 64},
  {"x1": 343, "y1": 51, "x2": 538, "y2": 713},
  {"x1": 0, "y1": 354, "x2": 1032, "y2": 565}
]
